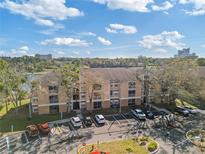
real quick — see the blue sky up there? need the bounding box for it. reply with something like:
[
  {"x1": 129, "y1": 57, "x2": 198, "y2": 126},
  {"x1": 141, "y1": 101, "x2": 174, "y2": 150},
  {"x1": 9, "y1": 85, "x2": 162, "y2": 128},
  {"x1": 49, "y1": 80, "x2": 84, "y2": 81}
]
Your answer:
[{"x1": 0, "y1": 0, "x2": 205, "y2": 58}]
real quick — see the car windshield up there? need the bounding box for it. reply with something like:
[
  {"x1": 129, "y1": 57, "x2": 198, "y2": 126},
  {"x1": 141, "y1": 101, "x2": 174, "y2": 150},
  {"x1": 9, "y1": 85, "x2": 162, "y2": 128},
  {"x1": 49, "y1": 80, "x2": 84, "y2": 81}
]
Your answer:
[
  {"x1": 75, "y1": 120, "x2": 81, "y2": 123},
  {"x1": 73, "y1": 117, "x2": 81, "y2": 123},
  {"x1": 86, "y1": 117, "x2": 91, "y2": 120},
  {"x1": 138, "y1": 111, "x2": 144, "y2": 115},
  {"x1": 99, "y1": 117, "x2": 105, "y2": 120}
]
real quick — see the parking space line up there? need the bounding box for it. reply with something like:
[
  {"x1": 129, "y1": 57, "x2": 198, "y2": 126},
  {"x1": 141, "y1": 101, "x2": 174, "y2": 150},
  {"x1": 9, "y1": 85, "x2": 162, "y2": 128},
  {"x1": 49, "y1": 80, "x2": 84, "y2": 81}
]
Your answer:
[
  {"x1": 68, "y1": 120, "x2": 76, "y2": 131},
  {"x1": 105, "y1": 120, "x2": 110, "y2": 126},
  {"x1": 91, "y1": 117, "x2": 99, "y2": 127},
  {"x1": 120, "y1": 113, "x2": 131, "y2": 123},
  {"x1": 112, "y1": 115, "x2": 121, "y2": 125}
]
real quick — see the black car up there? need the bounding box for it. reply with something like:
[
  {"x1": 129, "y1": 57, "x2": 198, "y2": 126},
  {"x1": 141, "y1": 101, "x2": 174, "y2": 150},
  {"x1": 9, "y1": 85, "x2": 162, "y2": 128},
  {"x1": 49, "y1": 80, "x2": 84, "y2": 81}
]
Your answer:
[
  {"x1": 153, "y1": 110, "x2": 168, "y2": 116},
  {"x1": 145, "y1": 110, "x2": 155, "y2": 119},
  {"x1": 83, "y1": 116, "x2": 92, "y2": 127}
]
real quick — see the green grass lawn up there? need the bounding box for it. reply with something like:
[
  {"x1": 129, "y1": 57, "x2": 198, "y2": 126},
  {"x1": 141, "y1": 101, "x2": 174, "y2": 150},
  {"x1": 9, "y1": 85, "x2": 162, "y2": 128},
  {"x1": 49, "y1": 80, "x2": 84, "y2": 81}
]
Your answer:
[
  {"x1": 0, "y1": 114, "x2": 60, "y2": 133},
  {"x1": 78, "y1": 139, "x2": 149, "y2": 154},
  {"x1": 0, "y1": 99, "x2": 30, "y2": 117},
  {"x1": 0, "y1": 102, "x2": 61, "y2": 133}
]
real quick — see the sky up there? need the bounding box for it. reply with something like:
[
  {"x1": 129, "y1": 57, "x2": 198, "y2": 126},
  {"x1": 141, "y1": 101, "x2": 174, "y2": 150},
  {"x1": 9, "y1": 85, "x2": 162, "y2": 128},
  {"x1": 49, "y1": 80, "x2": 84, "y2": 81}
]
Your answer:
[{"x1": 0, "y1": 0, "x2": 205, "y2": 58}]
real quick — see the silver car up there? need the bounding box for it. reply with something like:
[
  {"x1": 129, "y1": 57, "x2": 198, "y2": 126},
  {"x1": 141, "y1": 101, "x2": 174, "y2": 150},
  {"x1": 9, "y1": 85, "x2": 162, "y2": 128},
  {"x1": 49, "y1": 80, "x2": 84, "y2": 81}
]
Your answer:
[
  {"x1": 131, "y1": 109, "x2": 146, "y2": 120},
  {"x1": 71, "y1": 117, "x2": 82, "y2": 128}
]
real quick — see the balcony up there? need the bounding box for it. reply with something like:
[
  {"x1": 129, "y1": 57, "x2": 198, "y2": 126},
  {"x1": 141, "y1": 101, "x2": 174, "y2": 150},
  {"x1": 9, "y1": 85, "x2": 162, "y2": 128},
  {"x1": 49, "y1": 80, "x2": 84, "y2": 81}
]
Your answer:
[
  {"x1": 93, "y1": 95, "x2": 102, "y2": 100},
  {"x1": 110, "y1": 94, "x2": 119, "y2": 98},
  {"x1": 128, "y1": 90, "x2": 136, "y2": 97},
  {"x1": 128, "y1": 94, "x2": 136, "y2": 97}
]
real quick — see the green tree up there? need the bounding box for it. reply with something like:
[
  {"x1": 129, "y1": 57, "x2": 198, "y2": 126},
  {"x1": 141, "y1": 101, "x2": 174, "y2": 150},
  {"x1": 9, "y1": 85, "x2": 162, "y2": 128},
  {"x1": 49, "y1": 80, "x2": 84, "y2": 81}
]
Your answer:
[
  {"x1": 149, "y1": 58, "x2": 201, "y2": 105},
  {"x1": 58, "y1": 63, "x2": 80, "y2": 111}
]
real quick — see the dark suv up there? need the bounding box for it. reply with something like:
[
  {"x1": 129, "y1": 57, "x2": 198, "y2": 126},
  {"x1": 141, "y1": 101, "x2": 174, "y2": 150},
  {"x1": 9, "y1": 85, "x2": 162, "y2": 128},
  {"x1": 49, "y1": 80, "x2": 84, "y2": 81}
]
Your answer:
[{"x1": 84, "y1": 116, "x2": 92, "y2": 127}]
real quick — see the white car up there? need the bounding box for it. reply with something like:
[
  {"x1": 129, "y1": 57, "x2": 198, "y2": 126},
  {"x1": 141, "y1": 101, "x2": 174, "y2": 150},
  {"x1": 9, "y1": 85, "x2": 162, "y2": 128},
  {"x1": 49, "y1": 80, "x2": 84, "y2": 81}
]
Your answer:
[
  {"x1": 131, "y1": 109, "x2": 146, "y2": 120},
  {"x1": 95, "y1": 115, "x2": 106, "y2": 125},
  {"x1": 71, "y1": 117, "x2": 82, "y2": 128},
  {"x1": 184, "y1": 107, "x2": 198, "y2": 114}
]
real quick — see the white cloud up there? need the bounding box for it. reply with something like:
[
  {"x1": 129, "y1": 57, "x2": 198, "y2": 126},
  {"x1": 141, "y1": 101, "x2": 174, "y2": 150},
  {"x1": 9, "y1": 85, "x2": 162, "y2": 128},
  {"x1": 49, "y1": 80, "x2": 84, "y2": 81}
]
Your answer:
[
  {"x1": 0, "y1": 50, "x2": 5, "y2": 56},
  {"x1": 97, "y1": 37, "x2": 112, "y2": 46},
  {"x1": 57, "y1": 51, "x2": 65, "y2": 55},
  {"x1": 201, "y1": 44, "x2": 205, "y2": 48},
  {"x1": 93, "y1": 0, "x2": 154, "y2": 12},
  {"x1": 152, "y1": 1, "x2": 173, "y2": 11},
  {"x1": 86, "y1": 51, "x2": 91, "y2": 55},
  {"x1": 73, "y1": 51, "x2": 80, "y2": 55},
  {"x1": 138, "y1": 31, "x2": 185, "y2": 52},
  {"x1": 0, "y1": 0, "x2": 83, "y2": 26},
  {"x1": 106, "y1": 24, "x2": 137, "y2": 34},
  {"x1": 19, "y1": 46, "x2": 29, "y2": 55},
  {"x1": 179, "y1": 0, "x2": 205, "y2": 16},
  {"x1": 80, "y1": 32, "x2": 97, "y2": 36},
  {"x1": 40, "y1": 24, "x2": 64, "y2": 35},
  {"x1": 41, "y1": 37, "x2": 92, "y2": 47}
]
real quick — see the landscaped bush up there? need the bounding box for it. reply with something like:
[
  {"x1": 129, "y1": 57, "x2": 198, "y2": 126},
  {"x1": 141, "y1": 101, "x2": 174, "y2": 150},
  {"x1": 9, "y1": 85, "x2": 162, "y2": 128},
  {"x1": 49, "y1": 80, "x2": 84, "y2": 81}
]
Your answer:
[
  {"x1": 148, "y1": 141, "x2": 157, "y2": 152},
  {"x1": 140, "y1": 136, "x2": 148, "y2": 142},
  {"x1": 139, "y1": 141, "x2": 146, "y2": 146}
]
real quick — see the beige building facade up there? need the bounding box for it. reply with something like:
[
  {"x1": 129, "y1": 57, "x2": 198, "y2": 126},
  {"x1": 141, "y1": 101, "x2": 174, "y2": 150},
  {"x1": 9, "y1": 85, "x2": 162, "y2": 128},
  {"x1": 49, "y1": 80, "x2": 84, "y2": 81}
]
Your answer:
[{"x1": 32, "y1": 67, "x2": 144, "y2": 114}]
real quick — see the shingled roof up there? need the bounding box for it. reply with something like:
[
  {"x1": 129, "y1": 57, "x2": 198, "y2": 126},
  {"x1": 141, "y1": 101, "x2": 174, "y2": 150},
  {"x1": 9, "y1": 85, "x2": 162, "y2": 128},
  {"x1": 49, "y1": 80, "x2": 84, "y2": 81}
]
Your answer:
[{"x1": 81, "y1": 67, "x2": 144, "y2": 82}]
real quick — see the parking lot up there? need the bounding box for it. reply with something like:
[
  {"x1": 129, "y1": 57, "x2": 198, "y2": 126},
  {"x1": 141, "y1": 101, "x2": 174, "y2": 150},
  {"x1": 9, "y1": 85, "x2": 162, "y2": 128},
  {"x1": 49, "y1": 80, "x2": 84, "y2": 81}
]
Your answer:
[{"x1": 1, "y1": 106, "x2": 205, "y2": 154}]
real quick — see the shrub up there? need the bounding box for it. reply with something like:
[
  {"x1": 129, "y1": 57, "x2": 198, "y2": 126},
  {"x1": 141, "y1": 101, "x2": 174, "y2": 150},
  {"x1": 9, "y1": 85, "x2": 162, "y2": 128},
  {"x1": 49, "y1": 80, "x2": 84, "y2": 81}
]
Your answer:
[
  {"x1": 126, "y1": 148, "x2": 133, "y2": 153},
  {"x1": 148, "y1": 141, "x2": 157, "y2": 152},
  {"x1": 140, "y1": 136, "x2": 148, "y2": 142},
  {"x1": 140, "y1": 141, "x2": 147, "y2": 146}
]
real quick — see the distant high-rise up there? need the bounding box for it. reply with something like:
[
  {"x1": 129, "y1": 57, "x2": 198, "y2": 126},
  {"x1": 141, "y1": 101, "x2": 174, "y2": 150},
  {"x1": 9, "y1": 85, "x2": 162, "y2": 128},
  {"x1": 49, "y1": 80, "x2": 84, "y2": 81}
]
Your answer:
[
  {"x1": 174, "y1": 48, "x2": 198, "y2": 58},
  {"x1": 35, "y1": 54, "x2": 52, "y2": 60}
]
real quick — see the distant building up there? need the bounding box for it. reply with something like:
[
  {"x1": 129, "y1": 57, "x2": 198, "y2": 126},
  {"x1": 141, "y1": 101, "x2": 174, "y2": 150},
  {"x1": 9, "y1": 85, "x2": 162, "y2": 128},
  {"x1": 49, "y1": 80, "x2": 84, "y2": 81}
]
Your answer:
[
  {"x1": 35, "y1": 54, "x2": 52, "y2": 60},
  {"x1": 174, "y1": 48, "x2": 198, "y2": 58}
]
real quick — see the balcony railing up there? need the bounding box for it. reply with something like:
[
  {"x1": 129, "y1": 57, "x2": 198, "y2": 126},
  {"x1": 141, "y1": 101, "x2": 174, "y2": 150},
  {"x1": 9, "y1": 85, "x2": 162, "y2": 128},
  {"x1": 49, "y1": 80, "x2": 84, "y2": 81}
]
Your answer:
[
  {"x1": 49, "y1": 90, "x2": 58, "y2": 94},
  {"x1": 93, "y1": 95, "x2": 102, "y2": 100},
  {"x1": 128, "y1": 94, "x2": 136, "y2": 97}
]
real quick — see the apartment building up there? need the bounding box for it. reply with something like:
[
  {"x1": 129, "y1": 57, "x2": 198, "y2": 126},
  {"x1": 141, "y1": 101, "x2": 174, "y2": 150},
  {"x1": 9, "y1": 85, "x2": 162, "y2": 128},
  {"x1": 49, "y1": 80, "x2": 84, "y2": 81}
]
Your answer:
[{"x1": 31, "y1": 67, "x2": 144, "y2": 114}]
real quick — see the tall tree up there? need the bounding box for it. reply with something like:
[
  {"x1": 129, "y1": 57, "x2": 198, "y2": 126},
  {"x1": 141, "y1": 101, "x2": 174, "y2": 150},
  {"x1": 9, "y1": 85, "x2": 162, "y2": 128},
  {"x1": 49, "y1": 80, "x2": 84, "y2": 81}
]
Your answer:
[
  {"x1": 149, "y1": 58, "x2": 201, "y2": 105},
  {"x1": 58, "y1": 63, "x2": 80, "y2": 111}
]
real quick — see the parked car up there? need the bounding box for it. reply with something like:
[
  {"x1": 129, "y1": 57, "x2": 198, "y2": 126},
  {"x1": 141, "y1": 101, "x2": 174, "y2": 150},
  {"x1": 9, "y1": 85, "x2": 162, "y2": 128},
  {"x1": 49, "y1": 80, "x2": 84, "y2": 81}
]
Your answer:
[
  {"x1": 84, "y1": 116, "x2": 92, "y2": 127},
  {"x1": 131, "y1": 109, "x2": 146, "y2": 120},
  {"x1": 95, "y1": 115, "x2": 106, "y2": 125},
  {"x1": 184, "y1": 107, "x2": 198, "y2": 114},
  {"x1": 175, "y1": 106, "x2": 189, "y2": 116},
  {"x1": 71, "y1": 117, "x2": 82, "y2": 128},
  {"x1": 144, "y1": 110, "x2": 155, "y2": 119},
  {"x1": 153, "y1": 110, "x2": 168, "y2": 116}
]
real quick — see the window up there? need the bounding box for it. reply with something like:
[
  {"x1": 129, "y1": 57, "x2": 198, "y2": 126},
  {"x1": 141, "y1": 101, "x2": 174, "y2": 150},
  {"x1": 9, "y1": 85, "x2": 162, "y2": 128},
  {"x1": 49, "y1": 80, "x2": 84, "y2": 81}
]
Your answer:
[
  {"x1": 73, "y1": 94, "x2": 79, "y2": 100},
  {"x1": 110, "y1": 80, "x2": 119, "y2": 89},
  {"x1": 128, "y1": 99, "x2": 135, "y2": 106},
  {"x1": 50, "y1": 105, "x2": 59, "y2": 114},
  {"x1": 110, "y1": 83, "x2": 119, "y2": 88},
  {"x1": 128, "y1": 81, "x2": 136, "y2": 89},
  {"x1": 110, "y1": 90, "x2": 119, "y2": 97},
  {"x1": 110, "y1": 99, "x2": 120, "y2": 108},
  {"x1": 32, "y1": 97, "x2": 38, "y2": 103},
  {"x1": 93, "y1": 94, "x2": 101, "y2": 100},
  {"x1": 93, "y1": 84, "x2": 102, "y2": 90},
  {"x1": 49, "y1": 86, "x2": 58, "y2": 93},
  {"x1": 49, "y1": 95, "x2": 58, "y2": 104},
  {"x1": 128, "y1": 90, "x2": 136, "y2": 97},
  {"x1": 93, "y1": 101, "x2": 102, "y2": 109}
]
